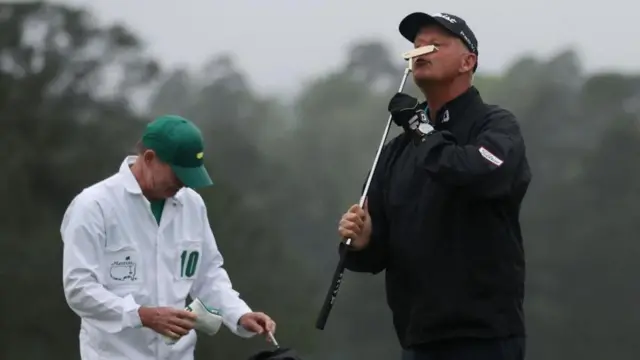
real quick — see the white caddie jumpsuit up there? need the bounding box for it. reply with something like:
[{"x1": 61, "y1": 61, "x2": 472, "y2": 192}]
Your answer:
[{"x1": 61, "y1": 156, "x2": 255, "y2": 360}]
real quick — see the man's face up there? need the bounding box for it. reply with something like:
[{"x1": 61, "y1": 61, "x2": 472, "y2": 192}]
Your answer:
[
  {"x1": 411, "y1": 25, "x2": 475, "y2": 85},
  {"x1": 141, "y1": 150, "x2": 184, "y2": 199}
]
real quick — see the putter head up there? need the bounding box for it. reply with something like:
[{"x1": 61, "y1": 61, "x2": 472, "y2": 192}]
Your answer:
[
  {"x1": 402, "y1": 45, "x2": 438, "y2": 71},
  {"x1": 402, "y1": 45, "x2": 438, "y2": 60}
]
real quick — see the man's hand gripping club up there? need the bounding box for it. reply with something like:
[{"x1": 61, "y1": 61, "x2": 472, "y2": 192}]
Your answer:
[
  {"x1": 338, "y1": 199, "x2": 372, "y2": 251},
  {"x1": 388, "y1": 92, "x2": 434, "y2": 140}
]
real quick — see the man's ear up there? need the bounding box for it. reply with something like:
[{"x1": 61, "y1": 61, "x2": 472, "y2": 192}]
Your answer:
[
  {"x1": 142, "y1": 149, "x2": 156, "y2": 163},
  {"x1": 460, "y1": 53, "x2": 476, "y2": 73}
]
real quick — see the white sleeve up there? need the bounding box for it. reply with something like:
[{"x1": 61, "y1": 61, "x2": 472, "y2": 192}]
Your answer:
[
  {"x1": 189, "y1": 204, "x2": 255, "y2": 338},
  {"x1": 61, "y1": 193, "x2": 142, "y2": 333}
]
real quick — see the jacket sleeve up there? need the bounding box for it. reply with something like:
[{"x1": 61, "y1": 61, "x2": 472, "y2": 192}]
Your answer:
[
  {"x1": 416, "y1": 109, "x2": 526, "y2": 198},
  {"x1": 189, "y1": 202, "x2": 255, "y2": 339},
  {"x1": 343, "y1": 163, "x2": 390, "y2": 275},
  {"x1": 61, "y1": 193, "x2": 142, "y2": 333}
]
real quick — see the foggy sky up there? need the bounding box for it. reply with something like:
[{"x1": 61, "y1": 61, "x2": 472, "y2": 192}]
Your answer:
[{"x1": 59, "y1": 0, "x2": 639, "y2": 94}]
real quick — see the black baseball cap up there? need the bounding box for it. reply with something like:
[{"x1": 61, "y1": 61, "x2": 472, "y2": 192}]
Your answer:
[{"x1": 399, "y1": 12, "x2": 479, "y2": 72}]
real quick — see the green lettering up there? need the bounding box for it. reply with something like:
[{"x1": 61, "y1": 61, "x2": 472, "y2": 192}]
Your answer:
[{"x1": 180, "y1": 250, "x2": 200, "y2": 278}]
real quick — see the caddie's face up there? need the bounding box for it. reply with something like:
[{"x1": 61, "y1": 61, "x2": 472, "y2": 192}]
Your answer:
[
  {"x1": 141, "y1": 150, "x2": 184, "y2": 199},
  {"x1": 412, "y1": 25, "x2": 475, "y2": 84}
]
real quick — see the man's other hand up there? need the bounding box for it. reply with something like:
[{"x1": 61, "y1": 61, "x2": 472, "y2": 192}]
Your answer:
[
  {"x1": 239, "y1": 312, "x2": 276, "y2": 336},
  {"x1": 139, "y1": 306, "x2": 196, "y2": 340}
]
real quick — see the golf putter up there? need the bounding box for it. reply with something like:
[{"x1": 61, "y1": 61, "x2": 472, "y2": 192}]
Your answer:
[
  {"x1": 314, "y1": 45, "x2": 438, "y2": 330},
  {"x1": 402, "y1": 45, "x2": 438, "y2": 62}
]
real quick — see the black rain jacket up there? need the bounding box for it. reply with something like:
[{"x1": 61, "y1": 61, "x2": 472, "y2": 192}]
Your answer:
[{"x1": 343, "y1": 86, "x2": 532, "y2": 349}]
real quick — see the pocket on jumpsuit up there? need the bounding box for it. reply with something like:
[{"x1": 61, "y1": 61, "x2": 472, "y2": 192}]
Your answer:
[
  {"x1": 103, "y1": 245, "x2": 143, "y2": 296},
  {"x1": 173, "y1": 239, "x2": 203, "y2": 298}
]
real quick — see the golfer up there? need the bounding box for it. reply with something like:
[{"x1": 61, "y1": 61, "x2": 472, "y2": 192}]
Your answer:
[
  {"x1": 61, "y1": 115, "x2": 276, "y2": 360},
  {"x1": 337, "y1": 12, "x2": 531, "y2": 360}
]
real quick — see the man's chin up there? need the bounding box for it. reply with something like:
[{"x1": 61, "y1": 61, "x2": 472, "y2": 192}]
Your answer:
[
  {"x1": 413, "y1": 72, "x2": 439, "y2": 88},
  {"x1": 412, "y1": 65, "x2": 433, "y2": 75}
]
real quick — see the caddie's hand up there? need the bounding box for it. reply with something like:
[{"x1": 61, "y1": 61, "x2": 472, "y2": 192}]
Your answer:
[
  {"x1": 139, "y1": 306, "x2": 196, "y2": 340},
  {"x1": 338, "y1": 198, "x2": 372, "y2": 251},
  {"x1": 239, "y1": 312, "x2": 276, "y2": 336}
]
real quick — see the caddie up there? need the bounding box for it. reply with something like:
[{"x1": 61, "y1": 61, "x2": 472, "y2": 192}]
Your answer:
[{"x1": 61, "y1": 115, "x2": 276, "y2": 360}]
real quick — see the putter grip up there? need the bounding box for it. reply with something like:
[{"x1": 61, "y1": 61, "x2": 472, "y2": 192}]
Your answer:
[{"x1": 315, "y1": 243, "x2": 350, "y2": 330}]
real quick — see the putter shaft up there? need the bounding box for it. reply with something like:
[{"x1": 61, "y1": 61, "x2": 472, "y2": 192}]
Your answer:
[
  {"x1": 345, "y1": 67, "x2": 412, "y2": 245},
  {"x1": 315, "y1": 65, "x2": 413, "y2": 330}
]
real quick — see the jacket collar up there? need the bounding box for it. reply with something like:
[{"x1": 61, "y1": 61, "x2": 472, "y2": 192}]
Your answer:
[
  {"x1": 423, "y1": 86, "x2": 482, "y2": 126},
  {"x1": 119, "y1": 156, "x2": 184, "y2": 205}
]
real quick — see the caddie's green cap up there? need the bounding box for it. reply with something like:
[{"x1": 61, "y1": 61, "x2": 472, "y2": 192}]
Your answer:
[{"x1": 142, "y1": 115, "x2": 213, "y2": 188}]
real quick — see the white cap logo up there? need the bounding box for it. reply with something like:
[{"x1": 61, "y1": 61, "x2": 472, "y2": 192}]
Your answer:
[{"x1": 433, "y1": 13, "x2": 457, "y2": 23}]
